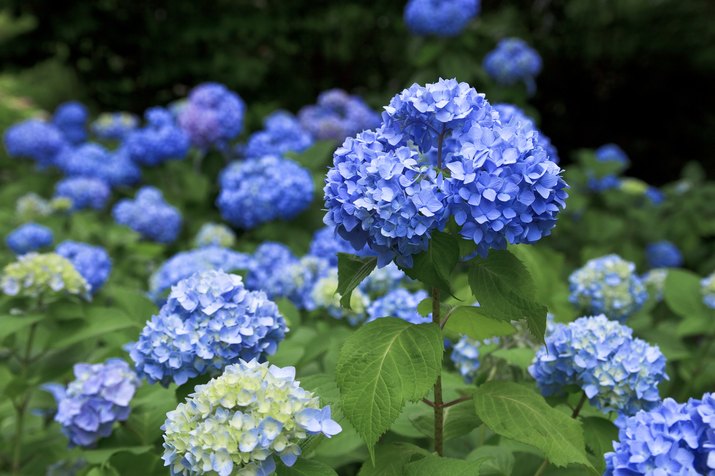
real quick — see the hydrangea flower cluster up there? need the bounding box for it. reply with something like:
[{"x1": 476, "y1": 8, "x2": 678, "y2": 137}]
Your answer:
[
  {"x1": 605, "y1": 393, "x2": 715, "y2": 475},
  {"x1": 194, "y1": 222, "x2": 237, "y2": 248},
  {"x1": 450, "y1": 336, "x2": 481, "y2": 383},
  {"x1": 587, "y1": 144, "x2": 630, "y2": 192},
  {"x1": 91, "y1": 112, "x2": 139, "y2": 140},
  {"x1": 702, "y1": 272, "x2": 715, "y2": 309},
  {"x1": 595, "y1": 143, "x2": 630, "y2": 166},
  {"x1": 129, "y1": 271, "x2": 287, "y2": 387},
  {"x1": 493, "y1": 103, "x2": 559, "y2": 163},
  {"x1": 54, "y1": 177, "x2": 111, "y2": 211},
  {"x1": 124, "y1": 107, "x2": 189, "y2": 166},
  {"x1": 404, "y1": 0, "x2": 480, "y2": 37},
  {"x1": 309, "y1": 226, "x2": 358, "y2": 267},
  {"x1": 366, "y1": 288, "x2": 430, "y2": 324},
  {"x1": 6, "y1": 223, "x2": 54, "y2": 255},
  {"x1": 360, "y1": 263, "x2": 406, "y2": 297},
  {"x1": 643, "y1": 268, "x2": 668, "y2": 302},
  {"x1": 55, "y1": 143, "x2": 140, "y2": 187},
  {"x1": 646, "y1": 186, "x2": 665, "y2": 205},
  {"x1": 217, "y1": 155, "x2": 314, "y2": 229},
  {"x1": 113, "y1": 187, "x2": 182, "y2": 243},
  {"x1": 310, "y1": 268, "x2": 369, "y2": 325},
  {"x1": 529, "y1": 315, "x2": 667, "y2": 416},
  {"x1": 43, "y1": 359, "x2": 139, "y2": 447},
  {"x1": 646, "y1": 240, "x2": 683, "y2": 269},
  {"x1": 569, "y1": 255, "x2": 648, "y2": 322},
  {"x1": 1, "y1": 252, "x2": 89, "y2": 300},
  {"x1": 56, "y1": 241, "x2": 112, "y2": 294},
  {"x1": 4, "y1": 119, "x2": 67, "y2": 167},
  {"x1": 52, "y1": 101, "x2": 88, "y2": 145},
  {"x1": 16, "y1": 193, "x2": 53, "y2": 220},
  {"x1": 244, "y1": 111, "x2": 313, "y2": 158},
  {"x1": 244, "y1": 242, "x2": 298, "y2": 294},
  {"x1": 483, "y1": 39, "x2": 542, "y2": 92},
  {"x1": 162, "y1": 359, "x2": 341, "y2": 476},
  {"x1": 298, "y1": 89, "x2": 380, "y2": 142},
  {"x1": 268, "y1": 256, "x2": 332, "y2": 311},
  {"x1": 178, "y1": 83, "x2": 245, "y2": 150},
  {"x1": 149, "y1": 246, "x2": 251, "y2": 303}
]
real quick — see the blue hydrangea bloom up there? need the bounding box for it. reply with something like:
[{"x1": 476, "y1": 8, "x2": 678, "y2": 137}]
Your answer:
[
  {"x1": 91, "y1": 112, "x2": 139, "y2": 140},
  {"x1": 244, "y1": 111, "x2": 313, "y2": 158},
  {"x1": 123, "y1": 107, "x2": 189, "y2": 166},
  {"x1": 366, "y1": 288, "x2": 430, "y2": 324},
  {"x1": 702, "y1": 272, "x2": 715, "y2": 310},
  {"x1": 4, "y1": 119, "x2": 67, "y2": 167},
  {"x1": 404, "y1": 0, "x2": 480, "y2": 37},
  {"x1": 245, "y1": 242, "x2": 297, "y2": 293},
  {"x1": 643, "y1": 269, "x2": 668, "y2": 302},
  {"x1": 162, "y1": 359, "x2": 340, "y2": 476},
  {"x1": 56, "y1": 241, "x2": 111, "y2": 294},
  {"x1": 271, "y1": 255, "x2": 332, "y2": 310},
  {"x1": 54, "y1": 177, "x2": 111, "y2": 211},
  {"x1": 129, "y1": 271, "x2": 287, "y2": 387},
  {"x1": 587, "y1": 174, "x2": 621, "y2": 192},
  {"x1": 646, "y1": 240, "x2": 683, "y2": 269},
  {"x1": 484, "y1": 38, "x2": 542, "y2": 92},
  {"x1": 52, "y1": 101, "x2": 89, "y2": 145},
  {"x1": 6, "y1": 223, "x2": 54, "y2": 255},
  {"x1": 55, "y1": 143, "x2": 141, "y2": 187},
  {"x1": 646, "y1": 186, "x2": 665, "y2": 205},
  {"x1": 605, "y1": 394, "x2": 715, "y2": 475},
  {"x1": 310, "y1": 267, "x2": 370, "y2": 324},
  {"x1": 178, "y1": 82, "x2": 245, "y2": 150},
  {"x1": 217, "y1": 156, "x2": 314, "y2": 229},
  {"x1": 113, "y1": 187, "x2": 182, "y2": 243},
  {"x1": 529, "y1": 315, "x2": 667, "y2": 416},
  {"x1": 595, "y1": 143, "x2": 630, "y2": 166},
  {"x1": 450, "y1": 336, "x2": 480, "y2": 383},
  {"x1": 298, "y1": 89, "x2": 380, "y2": 142},
  {"x1": 193, "y1": 222, "x2": 237, "y2": 248},
  {"x1": 569, "y1": 255, "x2": 648, "y2": 322},
  {"x1": 360, "y1": 263, "x2": 407, "y2": 297},
  {"x1": 149, "y1": 246, "x2": 252, "y2": 303},
  {"x1": 493, "y1": 103, "x2": 559, "y2": 163},
  {"x1": 43, "y1": 359, "x2": 139, "y2": 447},
  {"x1": 309, "y1": 226, "x2": 358, "y2": 267}
]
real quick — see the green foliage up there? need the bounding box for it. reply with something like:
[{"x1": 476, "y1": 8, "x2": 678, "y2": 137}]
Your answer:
[
  {"x1": 400, "y1": 231, "x2": 460, "y2": 293},
  {"x1": 337, "y1": 253, "x2": 377, "y2": 308}
]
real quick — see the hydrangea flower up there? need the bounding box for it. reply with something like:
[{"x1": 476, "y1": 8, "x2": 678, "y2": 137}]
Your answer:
[
  {"x1": 298, "y1": 89, "x2": 380, "y2": 142},
  {"x1": 310, "y1": 268, "x2": 369, "y2": 325},
  {"x1": 702, "y1": 272, "x2": 715, "y2": 310},
  {"x1": 529, "y1": 315, "x2": 667, "y2": 416},
  {"x1": 605, "y1": 393, "x2": 715, "y2": 475},
  {"x1": 6, "y1": 223, "x2": 54, "y2": 255},
  {"x1": 404, "y1": 0, "x2": 480, "y2": 37},
  {"x1": 308, "y1": 226, "x2": 358, "y2": 267},
  {"x1": 179, "y1": 83, "x2": 245, "y2": 150},
  {"x1": 255, "y1": 255, "x2": 331, "y2": 311},
  {"x1": 56, "y1": 241, "x2": 111, "y2": 294},
  {"x1": 595, "y1": 143, "x2": 630, "y2": 166},
  {"x1": 646, "y1": 240, "x2": 683, "y2": 269},
  {"x1": 450, "y1": 336, "x2": 480, "y2": 383},
  {"x1": 360, "y1": 263, "x2": 406, "y2": 297},
  {"x1": 124, "y1": 107, "x2": 189, "y2": 166},
  {"x1": 484, "y1": 38, "x2": 542, "y2": 92},
  {"x1": 244, "y1": 111, "x2": 313, "y2": 158},
  {"x1": 493, "y1": 103, "x2": 559, "y2": 163},
  {"x1": 113, "y1": 187, "x2": 182, "y2": 243},
  {"x1": 54, "y1": 177, "x2": 111, "y2": 211},
  {"x1": 1, "y1": 252, "x2": 89, "y2": 300},
  {"x1": 194, "y1": 222, "x2": 237, "y2": 248},
  {"x1": 646, "y1": 186, "x2": 665, "y2": 205},
  {"x1": 55, "y1": 143, "x2": 141, "y2": 187},
  {"x1": 569, "y1": 255, "x2": 648, "y2": 322},
  {"x1": 217, "y1": 156, "x2": 314, "y2": 229},
  {"x1": 16, "y1": 193, "x2": 53, "y2": 221},
  {"x1": 43, "y1": 359, "x2": 139, "y2": 447},
  {"x1": 129, "y1": 271, "x2": 287, "y2": 387},
  {"x1": 643, "y1": 269, "x2": 668, "y2": 302},
  {"x1": 52, "y1": 101, "x2": 88, "y2": 145},
  {"x1": 91, "y1": 112, "x2": 139, "y2": 140},
  {"x1": 244, "y1": 242, "x2": 298, "y2": 294},
  {"x1": 3, "y1": 119, "x2": 67, "y2": 167},
  {"x1": 366, "y1": 288, "x2": 430, "y2": 324},
  {"x1": 162, "y1": 359, "x2": 340, "y2": 476},
  {"x1": 588, "y1": 174, "x2": 621, "y2": 192}
]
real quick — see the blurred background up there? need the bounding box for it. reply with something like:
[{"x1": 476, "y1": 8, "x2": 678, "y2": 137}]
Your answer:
[{"x1": 0, "y1": 0, "x2": 713, "y2": 183}]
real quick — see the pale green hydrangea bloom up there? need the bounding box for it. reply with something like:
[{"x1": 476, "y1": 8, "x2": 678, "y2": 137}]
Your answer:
[
  {"x1": 1, "y1": 252, "x2": 90, "y2": 301},
  {"x1": 194, "y1": 222, "x2": 237, "y2": 248}
]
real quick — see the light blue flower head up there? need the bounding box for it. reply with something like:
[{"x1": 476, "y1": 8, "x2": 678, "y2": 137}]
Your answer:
[
  {"x1": 483, "y1": 38, "x2": 542, "y2": 92},
  {"x1": 4, "y1": 119, "x2": 67, "y2": 167},
  {"x1": 298, "y1": 89, "x2": 380, "y2": 142},
  {"x1": 194, "y1": 222, "x2": 237, "y2": 248},
  {"x1": 55, "y1": 143, "x2": 140, "y2": 187},
  {"x1": 178, "y1": 82, "x2": 245, "y2": 150},
  {"x1": 124, "y1": 107, "x2": 189, "y2": 166},
  {"x1": 310, "y1": 267, "x2": 370, "y2": 325},
  {"x1": 91, "y1": 112, "x2": 139, "y2": 140},
  {"x1": 404, "y1": 0, "x2": 480, "y2": 37},
  {"x1": 112, "y1": 186, "x2": 182, "y2": 243},
  {"x1": 646, "y1": 240, "x2": 683, "y2": 269},
  {"x1": 367, "y1": 288, "x2": 431, "y2": 324},
  {"x1": 493, "y1": 103, "x2": 559, "y2": 163},
  {"x1": 54, "y1": 177, "x2": 111, "y2": 211},
  {"x1": 52, "y1": 101, "x2": 89, "y2": 145},
  {"x1": 702, "y1": 272, "x2": 715, "y2": 310},
  {"x1": 6, "y1": 223, "x2": 54, "y2": 255},
  {"x1": 56, "y1": 241, "x2": 112, "y2": 294},
  {"x1": 244, "y1": 110, "x2": 313, "y2": 158},
  {"x1": 450, "y1": 336, "x2": 481, "y2": 383}
]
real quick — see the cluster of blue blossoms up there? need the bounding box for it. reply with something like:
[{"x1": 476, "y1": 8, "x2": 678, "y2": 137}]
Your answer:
[
  {"x1": 366, "y1": 288, "x2": 430, "y2": 324},
  {"x1": 298, "y1": 89, "x2": 380, "y2": 142},
  {"x1": 529, "y1": 315, "x2": 667, "y2": 416},
  {"x1": 4, "y1": 119, "x2": 67, "y2": 167},
  {"x1": 6, "y1": 222, "x2": 54, "y2": 255},
  {"x1": 492, "y1": 103, "x2": 559, "y2": 164},
  {"x1": 646, "y1": 240, "x2": 684, "y2": 269},
  {"x1": 403, "y1": 0, "x2": 480, "y2": 37},
  {"x1": 91, "y1": 112, "x2": 139, "y2": 140},
  {"x1": 596, "y1": 143, "x2": 630, "y2": 166},
  {"x1": 44, "y1": 359, "x2": 139, "y2": 447},
  {"x1": 52, "y1": 101, "x2": 88, "y2": 145},
  {"x1": 308, "y1": 226, "x2": 357, "y2": 267},
  {"x1": 483, "y1": 39, "x2": 542, "y2": 92},
  {"x1": 129, "y1": 270, "x2": 287, "y2": 387},
  {"x1": 324, "y1": 78, "x2": 567, "y2": 267},
  {"x1": 113, "y1": 187, "x2": 182, "y2": 243},
  {"x1": 55, "y1": 143, "x2": 141, "y2": 188},
  {"x1": 55, "y1": 241, "x2": 112, "y2": 294},
  {"x1": 643, "y1": 268, "x2": 668, "y2": 302},
  {"x1": 243, "y1": 111, "x2": 313, "y2": 158},
  {"x1": 702, "y1": 272, "x2": 715, "y2": 310},
  {"x1": 587, "y1": 143, "x2": 630, "y2": 192},
  {"x1": 217, "y1": 155, "x2": 314, "y2": 229},
  {"x1": 124, "y1": 107, "x2": 189, "y2": 166},
  {"x1": 178, "y1": 82, "x2": 245, "y2": 150},
  {"x1": 450, "y1": 336, "x2": 481, "y2": 383},
  {"x1": 193, "y1": 222, "x2": 237, "y2": 248},
  {"x1": 569, "y1": 254, "x2": 648, "y2": 322},
  {"x1": 54, "y1": 177, "x2": 111, "y2": 211},
  {"x1": 605, "y1": 393, "x2": 715, "y2": 475}
]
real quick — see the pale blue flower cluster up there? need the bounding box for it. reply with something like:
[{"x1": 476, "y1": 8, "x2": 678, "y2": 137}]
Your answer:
[
  {"x1": 6, "y1": 223, "x2": 54, "y2": 255},
  {"x1": 596, "y1": 143, "x2": 630, "y2": 166},
  {"x1": 194, "y1": 222, "x2": 237, "y2": 248},
  {"x1": 646, "y1": 186, "x2": 665, "y2": 205},
  {"x1": 493, "y1": 103, "x2": 559, "y2": 163},
  {"x1": 54, "y1": 177, "x2": 111, "y2": 211},
  {"x1": 483, "y1": 38, "x2": 542, "y2": 92},
  {"x1": 129, "y1": 271, "x2": 287, "y2": 387},
  {"x1": 309, "y1": 226, "x2": 358, "y2": 266},
  {"x1": 178, "y1": 82, "x2": 245, "y2": 150},
  {"x1": 4, "y1": 119, "x2": 67, "y2": 167},
  {"x1": 450, "y1": 336, "x2": 480, "y2": 383},
  {"x1": 404, "y1": 0, "x2": 480, "y2": 37},
  {"x1": 162, "y1": 359, "x2": 341, "y2": 476},
  {"x1": 529, "y1": 315, "x2": 667, "y2": 416},
  {"x1": 244, "y1": 111, "x2": 313, "y2": 158},
  {"x1": 43, "y1": 359, "x2": 139, "y2": 447},
  {"x1": 113, "y1": 187, "x2": 182, "y2": 243},
  {"x1": 702, "y1": 272, "x2": 715, "y2": 310},
  {"x1": 217, "y1": 155, "x2": 314, "y2": 229},
  {"x1": 55, "y1": 143, "x2": 141, "y2": 187},
  {"x1": 366, "y1": 288, "x2": 430, "y2": 324},
  {"x1": 91, "y1": 112, "x2": 139, "y2": 140},
  {"x1": 52, "y1": 101, "x2": 88, "y2": 145},
  {"x1": 643, "y1": 269, "x2": 668, "y2": 302},
  {"x1": 298, "y1": 89, "x2": 380, "y2": 142},
  {"x1": 124, "y1": 107, "x2": 189, "y2": 166},
  {"x1": 587, "y1": 144, "x2": 630, "y2": 192},
  {"x1": 55, "y1": 241, "x2": 112, "y2": 294},
  {"x1": 244, "y1": 243, "x2": 298, "y2": 295},
  {"x1": 359, "y1": 262, "x2": 406, "y2": 297},
  {"x1": 310, "y1": 268, "x2": 370, "y2": 325},
  {"x1": 605, "y1": 393, "x2": 715, "y2": 475},
  {"x1": 646, "y1": 240, "x2": 683, "y2": 269},
  {"x1": 569, "y1": 255, "x2": 648, "y2": 322}
]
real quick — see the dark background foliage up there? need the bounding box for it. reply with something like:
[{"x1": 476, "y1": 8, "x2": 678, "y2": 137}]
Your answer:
[{"x1": 0, "y1": 0, "x2": 713, "y2": 183}]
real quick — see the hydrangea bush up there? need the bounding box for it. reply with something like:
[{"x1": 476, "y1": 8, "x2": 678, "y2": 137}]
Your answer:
[
  {"x1": 113, "y1": 187, "x2": 182, "y2": 243},
  {"x1": 1, "y1": 252, "x2": 89, "y2": 301},
  {"x1": 5, "y1": 223, "x2": 54, "y2": 255}
]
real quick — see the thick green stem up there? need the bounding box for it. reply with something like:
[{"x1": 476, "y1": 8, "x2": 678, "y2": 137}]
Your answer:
[
  {"x1": 534, "y1": 392, "x2": 588, "y2": 476},
  {"x1": 432, "y1": 287, "x2": 444, "y2": 456},
  {"x1": 11, "y1": 322, "x2": 37, "y2": 475}
]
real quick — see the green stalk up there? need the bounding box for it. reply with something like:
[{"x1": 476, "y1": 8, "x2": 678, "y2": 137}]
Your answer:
[
  {"x1": 432, "y1": 287, "x2": 444, "y2": 456},
  {"x1": 11, "y1": 322, "x2": 38, "y2": 475}
]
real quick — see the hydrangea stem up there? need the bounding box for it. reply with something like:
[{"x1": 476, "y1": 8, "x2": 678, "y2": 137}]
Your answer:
[
  {"x1": 432, "y1": 287, "x2": 444, "y2": 456},
  {"x1": 11, "y1": 322, "x2": 37, "y2": 475},
  {"x1": 533, "y1": 392, "x2": 587, "y2": 476}
]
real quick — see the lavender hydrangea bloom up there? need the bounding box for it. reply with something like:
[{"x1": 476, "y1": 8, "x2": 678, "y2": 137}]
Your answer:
[
  {"x1": 702, "y1": 272, "x2": 715, "y2": 310},
  {"x1": 55, "y1": 143, "x2": 140, "y2": 187},
  {"x1": 54, "y1": 177, "x2": 111, "y2": 211},
  {"x1": 6, "y1": 223, "x2": 54, "y2": 255},
  {"x1": 43, "y1": 359, "x2": 139, "y2": 447},
  {"x1": 244, "y1": 111, "x2": 313, "y2": 158},
  {"x1": 52, "y1": 101, "x2": 88, "y2": 145},
  {"x1": 124, "y1": 107, "x2": 189, "y2": 166},
  {"x1": 299, "y1": 89, "x2": 380, "y2": 142},
  {"x1": 484, "y1": 38, "x2": 542, "y2": 92},
  {"x1": 56, "y1": 241, "x2": 111, "y2": 294},
  {"x1": 129, "y1": 271, "x2": 287, "y2": 387},
  {"x1": 646, "y1": 240, "x2": 683, "y2": 269},
  {"x1": 493, "y1": 103, "x2": 559, "y2": 163},
  {"x1": 529, "y1": 315, "x2": 667, "y2": 416},
  {"x1": 179, "y1": 82, "x2": 245, "y2": 150},
  {"x1": 4, "y1": 119, "x2": 67, "y2": 167},
  {"x1": 113, "y1": 187, "x2": 182, "y2": 243},
  {"x1": 366, "y1": 288, "x2": 431, "y2": 324},
  {"x1": 91, "y1": 112, "x2": 139, "y2": 140},
  {"x1": 404, "y1": 0, "x2": 480, "y2": 37},
  {"x1": 217, "y1": 156, "x2": 314, "y2": 230},
  {"x1": 450, "y1": 336, "x2": 480, "y2": 383}
]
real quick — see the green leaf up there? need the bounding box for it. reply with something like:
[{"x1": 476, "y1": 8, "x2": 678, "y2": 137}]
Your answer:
[
  {"x1": 124, "y1": 386, "x2": 177, "y2": 444},
  {"x1": 411, "y1": 398, "x2": 482, "y2": 442},
  {"x1": 81, "y1": 446, "x2": 154, "y2": 465},
  {"x1": 0, "y1": 313, "x2": 43, "y2": 341},
  {"x1": 51, "y1": 312, "x2": 139, "y2": 350},
  {"x1": 664, "y1": 269, "x2": 712, "y2": 320},
  {"x1": 443, "y1": 306, "x2": 517, "y2": 341},
  {"x1": 337, "y1": 253, "x2": 377, "y2": 308},
  {"x1": 417, "y1": 297, "x2": 433, "y2": 317},
  {"x1": 582, "y1": 416, "x2": 618, "y2": 471},
  {"x1": 473, "y1": 382, "x2": 595, "y2": 472},
  {"x1": 491, "y1": 348, "x2": 536, "y2": 370},
  {"x1": 405, "y1": 454, "x2": 480, "y2": 476},
  {"x1": 467, "y1": 446, "x2": 515, "y2": 476},
  {"x1": 357, "y1": 443, "x2": 429, "y2": 476},
  {"x1": 336, "y1": 319, "x2": 443, "y2": 453},
  {"x1": 401, "y1": 231, "x2": 459, "y2": 292},
  {"x1": 275, "y1": 458, "x2": 338, "y2": 476}
]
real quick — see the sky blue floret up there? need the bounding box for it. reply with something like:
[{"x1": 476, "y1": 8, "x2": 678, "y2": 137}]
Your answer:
[
  {"x1": 52, "y1": 101, "x2": 89, "y2": 145},
  {"x1": 194, "y1": 222, "x2": 237, "y2": 248},
  {"x1": 450, "y1": 336, "x2": 481, "y2": 383},
  {"x1": 360, "y1": 263, "x2": 407, "y2": 297},
  {"x1": 91, "y1": 112, "x2": 139, "y2": 140},
  {"x1": 646, "y1": 186, "x2": 665, "y2": 205},
  {"x1": 56, "y1": 241, "x2": 112, "y2": 294},
  {"x1": 4, "y1": 119, "x2": 67, "y2": 167},
  {"x1": 124, "y1": 107, "x2": 189, "y2": 166},
  {"x1": 367, "y1": 288, "x2": 431, "y2": 324},
  {"x1": 251, "y1": 254, "x2": 331, "y2": 311},
  {"x1": 596, "y1": 143, "x2": 630, "y2": 166},
  {"x1": 404, "y1": 0, "x2": 479, "y2": 37},
  {"x1": 178, "y1": 82, "x2": 245, "y2": 150},
  {"x1": 493, "y1": 103, "x2": 559, "y2": 163},
  {"x1": 646, "y1": 240, "x2": 683, "y2": 269},
  {"x1": 701, "y1": 272, "x2": 715, "y2": 310},
  {"x1": 298, "y1": 89, "x2": 380, "y2": 142},
  {"x1": 112, "y1": 187, "x2": 182, "y2": 243},
  {"x1": 643, "y1": 269, "x2": 668, "y2": 302},
  {"x1": 54, "y1": 177, "x2": 111, "y2": 211},
  {"x1": 244, "y1": 242, "x2": 298, "y2": 295},
  {"x1": 244, "y1": 110, "x2": 313, "y2": 158},
  {"x1": 484, "y1": 38, "x2": 542, "y2": 92},
  {"x1": 309, "y1": 226, "x2": 358, "y2": 267},
  {"x1": 6, "y1": 223, "x2": 53, "y2": 255},
  {"x1": 55, "y1": 143, "x2": 141, "y2": 187}
]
